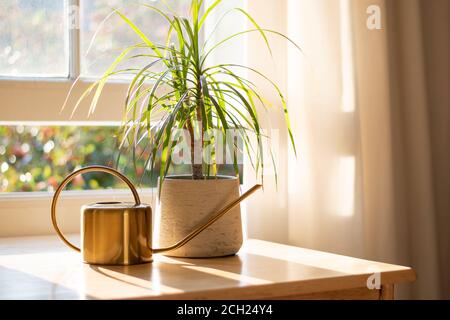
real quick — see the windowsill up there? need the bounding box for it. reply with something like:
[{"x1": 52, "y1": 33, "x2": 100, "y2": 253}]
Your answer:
[
  {"x1": 0, "y1": 76, "x2": 141, "y2": 84},
  {"x1": 0, "y1": 188, "x2": 156, "y2": 238},
  {"x1": 0, "y1": 188, "x2": 156, "y2": 201}
]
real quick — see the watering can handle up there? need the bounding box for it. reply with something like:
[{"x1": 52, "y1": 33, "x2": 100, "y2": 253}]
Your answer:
[{"x1": 51, "y1": 165, "x2": 141, "y2": 252}]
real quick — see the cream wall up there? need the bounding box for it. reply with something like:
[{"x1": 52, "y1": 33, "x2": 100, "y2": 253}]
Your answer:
[{"x1": 244, "y1": 0, "x2": 290, "y2": 244}]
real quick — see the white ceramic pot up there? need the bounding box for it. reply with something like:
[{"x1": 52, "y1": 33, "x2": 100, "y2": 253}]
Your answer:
[{"x1": 155, "y1": 175, "x2": 243, "y2": 258}]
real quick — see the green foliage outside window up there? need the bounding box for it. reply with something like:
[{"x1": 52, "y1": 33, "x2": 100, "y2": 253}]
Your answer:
[
  {"x1": 0, "y1": 126, "x2": 150, "y2": 192},
  {"x1": 0, "y1": 125, "x2": 240, "y2": 192}
]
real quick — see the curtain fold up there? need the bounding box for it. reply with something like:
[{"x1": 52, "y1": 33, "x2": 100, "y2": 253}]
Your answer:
[
  {"x1": 246, "y1": 0, "x2": 449, "y2": 299},
  {"x1": 353, "y1": 0, "x2": 442, "y2": 299},
  {"x1": 418, "y1": 0, "x2": 450, "y2": 299}
]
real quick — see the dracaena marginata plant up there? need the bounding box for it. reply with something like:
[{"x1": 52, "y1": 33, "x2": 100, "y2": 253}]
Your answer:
[{"x1": 65, "y1": 0, "x2": 299, "y2": 189}]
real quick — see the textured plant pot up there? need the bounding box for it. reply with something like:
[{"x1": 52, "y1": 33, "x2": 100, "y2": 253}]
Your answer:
[{"x1": 155, "y1": 175, "x2": 243, "y2": 258}]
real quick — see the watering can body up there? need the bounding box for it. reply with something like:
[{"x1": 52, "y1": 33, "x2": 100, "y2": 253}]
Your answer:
[
  {"x1": 51, "y1": 165, "x2": 261, "y2": 266},
  {"x1": 81, "y1": 202, "x2": 152, "y2": 265}
]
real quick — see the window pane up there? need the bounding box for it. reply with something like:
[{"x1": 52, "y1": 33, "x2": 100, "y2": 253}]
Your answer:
[
  {"x1": 0, "y1": 125, "x2": 242, "y2": 193},
  {"x1": 80, "y1": 0, "x2": 191, "y2": 78},
  {"x1": 0, "y1": 125, "x2": 151, "y2": 192},
  {"x1": 0, "y1": 0, "x2": 68, "y2": 77}
]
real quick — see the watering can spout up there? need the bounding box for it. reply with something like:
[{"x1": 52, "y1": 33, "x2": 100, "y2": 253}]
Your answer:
[{"x1": 51, "y1": 165, "x2": 261, "y2": 265}]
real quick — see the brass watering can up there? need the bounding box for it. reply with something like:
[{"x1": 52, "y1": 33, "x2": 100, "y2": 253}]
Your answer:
[{"x1": 51, "y1": 165, "x2": 261, "y2": 265}]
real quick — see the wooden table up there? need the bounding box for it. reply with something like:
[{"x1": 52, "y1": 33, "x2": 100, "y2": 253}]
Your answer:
[{"x1": 0, "y1": 235, "x2": 415, "y2": 300}]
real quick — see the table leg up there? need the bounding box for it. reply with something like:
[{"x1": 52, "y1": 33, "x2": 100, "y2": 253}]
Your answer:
[{"x1": 380, "y1": 284, "x2": 395, "y2": 300}]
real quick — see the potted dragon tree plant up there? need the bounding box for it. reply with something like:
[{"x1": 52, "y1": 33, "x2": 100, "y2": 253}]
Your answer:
[{"x1": 66, "y1": 0, "x2": 298, "y2": 258}]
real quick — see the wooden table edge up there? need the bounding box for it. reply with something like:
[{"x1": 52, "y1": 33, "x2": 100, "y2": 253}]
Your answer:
[{"x1": 120, "y1": 268, "x2": 416, "y2": 300}]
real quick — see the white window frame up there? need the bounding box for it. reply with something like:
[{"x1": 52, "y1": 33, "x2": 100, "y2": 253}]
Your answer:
[{"x1": 0, "y1": 0, "x2": 134, "y2": 122}]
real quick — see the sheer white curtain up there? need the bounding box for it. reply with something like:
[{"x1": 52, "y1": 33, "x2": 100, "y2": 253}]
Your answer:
[
  {"x1": 244, "y1": 0, "x2": 366, "y2": 260},
  {"x1": 245, "y1": 0, "x2": 449, "y2": 299}
]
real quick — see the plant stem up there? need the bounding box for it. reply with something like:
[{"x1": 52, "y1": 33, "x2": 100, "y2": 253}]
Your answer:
[
  {"x1": 187, "y1": 118, "x2": 203, "y2": 180},
  {"x1": 192, "y1": 164, "x2": 203, "y2": 179},
  {"x1": 191, "y1": 129, "x2": 203, "y2": 180}
]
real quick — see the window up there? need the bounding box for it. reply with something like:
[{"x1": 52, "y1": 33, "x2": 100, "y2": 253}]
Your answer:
[
  {"x1": 0, "y1": 124, "x2": 241, "y2": 192},
  {"x1": 0, "y1": 125, "x2": 153, "y2": 192},
  {"x1": 0, "y1": 0, "x2": 247, "y2": 236},
  {"x1": 0, "y1": 0, "x2": 193, "y2": 123},
  {"x1": 0, "y1": 1, "x2": 192, "y2": 237},
  {"x1": 80, "y1": 0, "x2": 192, "y2": 78},
  {"x1": 0, "y1": 0, "x2": 191, "y2": 79},
  {"x1": 0, "y1": 0, "x2": 190, "y2": 195}
]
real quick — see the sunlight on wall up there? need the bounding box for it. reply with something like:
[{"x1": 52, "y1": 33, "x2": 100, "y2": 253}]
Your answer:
[
  {"x1": 287, "y1": 0, "x2": 309, "y2": 198},
  {"x1": 337, "y1": 0, "x2": 356, "y2": 217},
  {"x1": 335, "y1": 156, "x2": 356, "y2": 217}
]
